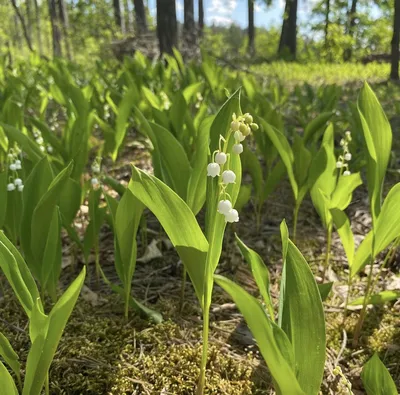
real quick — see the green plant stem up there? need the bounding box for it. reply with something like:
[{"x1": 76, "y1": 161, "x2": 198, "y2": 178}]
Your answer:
[
  {"x1": 352, "y1": 254, "x2": 375, "y2": 347},
  {"x1": 292, "y1": 202, "x2": 300, "y2": 242},
  {"x1": 197, "y1": 301, "x2": 210, "y2": 395},
  {"x1": 321, "y1": 224, "x2": 332, "y2": 283},
  {"x1": 180, "y1": 266, "x2": 187, "y2": 312},
  {"x1": 255, "y1": 203, "x2": 262, "y2": 232},
  {"x1": 124, "y1": 286, "x2": 130, "y2": 319},
  {"x1": 45, "y1": 372, "x2": 49, "y2": 395},
  {"x1": 341, "y1": 275, "x2": 353, "y2": 327},
  {"x1": 95, "y1": 242, "x2": 100, "y2": 289}
]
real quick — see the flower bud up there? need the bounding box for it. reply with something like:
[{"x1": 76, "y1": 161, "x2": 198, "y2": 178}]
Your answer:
[
  {"x1": 7, "y1": 183, "x2": 15, "y2": 191},
  {"x1": 47, "y1": 146, "x2": 53, "y2": 154},
  {"x1": 250, "y1": 123, "x2": 259, "y2": 131},
  {"x1": 207, "y1": 162, "x2": 220, "y2": 178},
  {"x1": 344, "y1": 153, "x2": 352, "y2": 161},
  {"x1": 92, "y1": 164, "x2": 101, "y2": 174},
  {"x1": 7, "y1": 153, "x2": 13, "y2": 159},
  {"x1": 222, "y1": 170, "x2": 236, "y2": 184},
  {"x1": 244, "y1": 113, "x2": 253, "y2": 124},
  {"x1": 17, "y1": 185, "x2": 24, "y2": 192},
  {"x1": 215, "y1": 152, "x2": 227, "y2": 165},
  {"x1": 9, "y1": 163, "x2": 16, "y2": 171},
  {"x1": 91, "y1": 178, "x2": 99, "y2": 186},
  {"x1": 345, "y1": 131, "x2": 351, "y2": 138},
  {"x1": 232, "y1": 144, "x2": 243, "y2": 154},
  {"x1": 343, "y1": 170, "x2": 351, "y2": 176},
  {"x1": 336, "y1": 161, "x2": 343, "y2": 169},
  {"x1": 40, "y1": 146, "x2": 45, "y2": 152},
  {"x1": 231, "y1": 121, "x2": 240, "y2": 131},
  {"x1": 234, "y1": 131, "x2": 245, "y2": 142},
  {"x1": 239, "y1": 123, "x2": 250, "y2": 136},
  {"x1": 14, "y1": 178, "x2": 22, "y2": 186},
  {"x1": 36, "y1": 137, "x2": 44, "y2": 145},
  {"x1": 225, "y1": 209, "x2": 239, "y2": 223},
  {"x1": 218, "y1": 200, "x2": 232, "y2": 215},
  {"x1": 340, "y1": 139, "x2": 345, "y2": 146}
]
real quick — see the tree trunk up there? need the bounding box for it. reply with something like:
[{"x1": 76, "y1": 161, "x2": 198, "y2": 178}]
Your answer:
[
  {"x1": 278, "y1": 0, "x2": 297, "y2": 59},
  {"x1": 156, "y1": 0, "x2": 177, "y2": 55},
  {"x1": 48, "y1": 0, "x2": 62, "y2": 57},
  {"x1": 324, "y1": 0, "x2": 329, "y2": 49},
  {"x1": 184, "y1": 0, "x2": 196, "y2": 47},
  {"x1": 58, "y1": 0, "x2": 72, "y2": 60},
  {"x1": 10, "y1": 0, "x2": 34, "y2": 52},
  {"x1": 33, "y1": 0, "x2": 43, "y2": 54},
  {"x1": 248, "y1": 0, "x2": 255, "y2": 54},
  {"x1": 133, "y1": 0, "x2": 147, "y2": 34},
  {"x1": 391, "y1": 0, "x2": 400, "y2": 80},
  {"x1": 343, "y1": 0, "x2": 357, "y2": 61},
  {"x1": 123, "y1": 0, "x2": 133, "y2": 32},
  {"x1": 113, "y1": 0, "x2": 125, "y2": 33},
  {"x1": 198, "y1": 0, "x2": 204, "y2": 36},
  {"x1": 26, "y1": 0, "x2": 33, "y2": 44}
]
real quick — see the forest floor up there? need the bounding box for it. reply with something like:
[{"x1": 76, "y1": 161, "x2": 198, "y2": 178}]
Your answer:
[{"x1": 1, "y1": 76, "x2": 400, "y2": 395}]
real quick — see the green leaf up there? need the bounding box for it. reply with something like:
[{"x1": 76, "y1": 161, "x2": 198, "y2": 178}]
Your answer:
[
  {"x1": 235, "y1": 234, "x2": 274, "y2": 317},
  {"x1": 303, "y1": 112, "x2": 333, "y2": 144},
  {"x1": 0, "y1": 232, "x2": 42, "y2": 317},
  {"x1": 349, "y1": 290, "x2": 400, "y2": 306},
  {"x1": 0, "y1": 170, "x2": 8, "y2": 228},
  {"x1": 317, "y1": 282, "x2": 333, "y2": 302},
  {"x1": 242, "y1": 147, "x2": 264, "y2": 203},
  {"x1": 0, "y1": 331, "x2": 20, "y2": 384},
  {"x1": 129, "y1": 166, "x2": 209, "y2": 306},
  {"x1": 279, "y1": 220, "x2": 326, "y2": 395},
  {"x1": 357, "y1": 82, "x2": 392, "y2": 223},
  {"x1": 361, "y1": 354, "x2": 397, "y2": 395},
  {"x1": 330, "y1": 173, "x2": 363, "y2": 210},
  {"x1": 0, "y1": 361, "x2": 18, "y2": 395},
  {"x1": 59, "y1": 178, "x2": 82, "y2": 225},
  {"x1": 23, "y1": 267, "x2": 86, "y2": 395},
  {"x1": 182, "y1": 82, "x2": 203, "y2": 103},
  {"x1": 214, "y1": 275, "x2": 304, "y2": 395},
  {"x1": 235, "y1": 184, "x2": 252, "y2": 212}
]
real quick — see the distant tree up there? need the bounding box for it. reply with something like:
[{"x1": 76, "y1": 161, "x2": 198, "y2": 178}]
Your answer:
[
  {"x1": 25, "y1": 0, "x2": 33, "y2": 44},
  {"x1": 248, "y1": 0, "x2": 255, "y2": 54},
  {"x1": 324, "y1": 0, "x2": 330, "y2": 49},
  {"x1": 278, "y1": 0, "x2": 298, "y2": 59},
  {"x1": 391, "y1": 0, "x2": 400, "y2": 79},
  {"x1": 9, "y1": 0, "x2": 33, "y2": 51},
  {"x1": 343, "y1": 0, "x2": 357, "y2": 61},
  {"x1": 113, "y1": 0, "x2": 125, "y2": 33},
  {"x1": 133, "y1": 0, "x2": 147, "y2": 34},
  {"x1": 48, "y1": 0, "x2": 62, "y2": 56},
  {"x1": 156, "y1": 0, "x2": 177, "y2": 55},
  {"x1": 58, "y1": 0, "x2": 72, "y2": 59},
  {"x1": 199, "y1": 0, "x2": 204, "y2": 35},
  {"x1": 184, "y1": 0, "x2": 196, "y2": 46},
  {"x1": 33, "y1": 0, "x2": 43, "y2": 54}
]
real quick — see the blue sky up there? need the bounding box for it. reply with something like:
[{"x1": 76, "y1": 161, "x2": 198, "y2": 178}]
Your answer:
[{"x1": 147, "y1": 0, "x2": 319, "y2": 30}]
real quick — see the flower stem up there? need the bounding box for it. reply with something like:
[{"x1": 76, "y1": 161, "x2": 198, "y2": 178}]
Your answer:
[
  {"x1": 197, "y1": 300, "x2": 210, "y2": 395},
  {"x1": 292, "y1": 202, "x2": 300, "y2": 242},
  {"x1": 180, "y1": 266, "x2": 187, "y2": 312},
  {"x1": 321, "y1": 224, "x2": 332, "y2": 283}
]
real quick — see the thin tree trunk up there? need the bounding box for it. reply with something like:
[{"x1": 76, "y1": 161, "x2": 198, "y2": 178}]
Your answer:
[
  {"x1": 343, "y1": 0, "x2": 357, "y2": 61},
  {"x1": 33, "y1": 0, "x2": 43, "y2": 54},
  {"x1": 113, "y1": 0, "x2": 125, "y2": 33},
  {"x1": 133, "y1": 0, "x2": 147, "y2": 34},
  {"x1": 324, "y1": 0, "x2": 329, "y2": 48},
  {"x1": 248, "y1": 0, "x2": 255, "y2": 54},
  {"x1": 278, "y1": 0, "x2": 297, "y2": 59},
  {"x1": 198, "y1": 0, "x2": 204, "y2": 36},
  {"x1": 58, "y1": 0, "x2": 71, "y2": 60},
  {"x1": 26, "y1": 0, "x2": 33, "y2": 44},
  {"x1": 391, "y1": 0, "x2": 400, "y2": 80},
  {"x1": 123, "y1": 0, "x2": 133, "y2": 32},
  {"x1": 48, "y1": 0, "x2": 62, "y2": 57},
  {"x1": 184, "y1": 0, "x2": 195, "y2": 47},
  {"x1": 10, "y1": 0, "x2": 34, "y2": 52},
  {"x1": 156, "y1": 0, "x2": 177, "y2": 55}
]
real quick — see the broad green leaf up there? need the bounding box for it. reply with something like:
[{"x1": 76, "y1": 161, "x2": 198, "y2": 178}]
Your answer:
[
  {"x1": 169, "y1": 91, "x2": 187, "y2": 141},
  {"x1": 59, "y1": 178, "x2": 82, "y2": 225},
  {"x1": 0, "y1": 332, "x2": 20, "y2": 383},
  {"x1": 358, "y1": 82, "x2": 392, "y2": 223},
  {"x1": 242, "y1": 147, "x2": 263, "y2": 202},
  {"x1": 330, "y1": 208, "x2": 355, "y2": 268},
  {"x1": 352, "y1": 231, "x2": 373, "y2": 277},
  {"x1": 182, "y1": 82, "x2": 203, "y2": 103},
  {"x1": 303, "y1": 112, "x2": 333, "y2": 144},
  {"x1": 293, "y1": 135, "x2": 312, "y2": 189},
  {"x1": 23, "y1": 267, "x2": 86, "y2": 395},
  {"x1": 330, "y1": 173, "x2": 363, "y2": 210},
  {"x1": 214, "y1": 275, "x2": 304, "y2": 395},
  {"x1": 142, "y1": 86, "x2": 161, "y2": 109},
  {"x1": 361, "y1": 354, "x2": 397, "y2": 395},
  {"x1": 235, "y1": 184, "x2": 252, "y2": 212},
  {"x1": 129, "y1": 167, "x2": 208, "y2": 306},
  {"x1": 349, "y1": 290, "x2": 400, "y2": 306},
  {"x1": 0, "y1": 170, "x2": 8, "y2": 228},
  {"x1": 279, "y1": 221, "x2": 326, "y2": 395},
  {"x1": 0, "y1": 361, "x2": 18, "y2": 395},
  {"x1": 235, "y1": 234, "x2": 274, "y2": 318},
  {"x1": 317, "y1": 282, "x2": 333, "y2": 302}
]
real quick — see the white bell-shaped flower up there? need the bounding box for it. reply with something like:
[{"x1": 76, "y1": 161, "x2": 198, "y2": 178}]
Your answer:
[
  {"x1": 15, "y1": 160, "x2": 22, "y2": 170},
  {"x1": 234, "y1": 131, "x2": 245, "y2": 142},
  {"x1": 336, "y1": 161, "x2": 343, "y2": 168},
  {"x1": 231, "y1": 121, "x2": 240, "y2": 131},
  {"x1": 91, "y1": 178, "x2": 99, "y2": 186},
  {"x1": 14, "y1": 178, "x2": 22, "y2": 186},
  {"x1": 18, "y1": 185, "x2": 24, "y2": 192},
  {"x1": 215, "y1": 152, "x2": 227, "y2": 165},
  {"x1": 232, "y1": 144, "x2": 243, "y2": 155},
  {"x1": 344, "y1": 153, "x2": 352, "y2": 161},
  {"x1": 343, "y1": 170, "x2": 351, "y2": 176},
  {"x1": 9, "y1": 163, "x2": 16, "y2": 171},
  {"x1": 47, "y1": 146, "x2": 54, "y2": 154},
  {"x1": 218, "y1": 200, "x2": 232, "y2": 215},
  {"x1": 39, "y1": 146, "x2": 45, "y2": 152},
  {"x1": 225, "y1": 209, "x2": 239, "y2": 223},
  {"x1": 222, "y1": 170, "x2": 236, "y2": 184},
  {"x1": 7, "y1": 183, "x2": 15, "y2": 191},
  {"x1": 207, "y1": 163, "x2": 220, "y2": 178}
]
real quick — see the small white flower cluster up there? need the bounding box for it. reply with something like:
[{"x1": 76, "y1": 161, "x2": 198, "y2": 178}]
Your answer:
[
  {"x1": 195, "y1": 92, "x2": 203, "y2": 109},
  {"x1": 332, "y1": 366, "x2": 353, "y2": 394},
  {"x1": 6, "y1": 148, "x2": 24, "y2": 192},
  {"x1": 90, "y1": 157, "x2": 102, "y2": 188},
  {"x1": 336, "y1": 131, "x2": 352, "y2": 176},
  {"x1": 207, "y1": 113, "x2": 258, "y2": 223},
  {"x1": 33, "y1": 130, "x2": 53, "y2": 154},
  {"x1": 160, "y1": 91, "x2": 171, "y2": 110}
]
